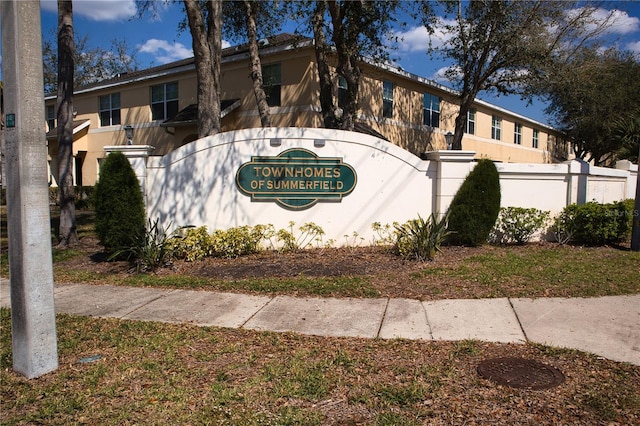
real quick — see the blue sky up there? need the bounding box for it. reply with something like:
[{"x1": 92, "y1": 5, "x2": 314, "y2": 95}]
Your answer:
[{"x1": 2, "y1": 0, "x2": 639, "y2": 126}]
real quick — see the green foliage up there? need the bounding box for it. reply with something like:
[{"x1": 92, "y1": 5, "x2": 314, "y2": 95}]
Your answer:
[
  {"x1": 394, "y1": 213, "x2": 452, "y2": 261},
  {"x1": 371, "y1": 221, "x2": 397, "y2": 246},
  {"x1": 542, "y1": 48, "x2": 640, "y2": 165},
  {"x1": 211, "y1": 225, "x2": 269, "y2": 258},
  {"x1": 553, "y1": 201, "x2": 633, "y2": 245},
  {"x1": 491, "y1": 207, "x2": 550, "y2": 245},
  {"x1": 447, "y1": 159, "x2": 501, "y2": 246},
  {"x1": 167, "y1": 226, "x2": 214, "y2": 262},
  {"x1": 110, "y1": 219, "x2": 177, "y2": 272},
  {"x1": 48, "y1": 186, "x2": 95, "y2": 209},
  {"x1": 271, "y1": 221, "x2": 326, "y2": 252},
  {"x1": 94, "y1": 152, "x2": 146, "y2": 254}
]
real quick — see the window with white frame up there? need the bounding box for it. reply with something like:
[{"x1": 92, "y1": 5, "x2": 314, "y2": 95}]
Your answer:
[
  {"x1": 466, "y1": 108, "x2": 476, "y2": 135},
  {"x1": 514, "y1": 122, "x2": 522, "y2": 145},
  {"x1": 99, "y1": 93, "x2": 121, "y2": 127},
  {"x1": 151, "y1": 82, "x2": 178, "y2": 121},
  {"x1": 423, "y1": 93, "x2": 440, "y2": 127},
  {"x1": 533, "y1": 128, "x2": 539, "y2": 148},
  {"x1": 491, "y1": 115, "x2": 502, "y2": 140},
  {"x1": 46, "y1": 105, "x2": 56, "y2": 131},
  {"x1": 382, "y1": 80, "x2": 393, "y2": 118},
  {"x1": 262, "y1": 63, "x2": 282, "y2": 107}
]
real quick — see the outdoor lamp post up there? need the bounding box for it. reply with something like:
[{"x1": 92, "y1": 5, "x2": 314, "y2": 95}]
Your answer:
[
  {"x1": 124, "y1": 125, "x2": 133, "y2": 145},
  {"x1": 445, "y1": 132, "x2": 454, "y2": 150}
]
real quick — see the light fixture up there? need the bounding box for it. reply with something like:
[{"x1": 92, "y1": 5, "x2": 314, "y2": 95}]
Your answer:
[
  {"x1": 270, "y1": 138, "x2": 281, "y2": 147},
  {"x1": 314, "y1": 139, "x2": 325, "y2": 147},
  {"x1": 124, "y1": 125, "x2": 133, "y2": 145},
  {"x1": 445, "y1": 131, "x2": 454, "y2": 150}
]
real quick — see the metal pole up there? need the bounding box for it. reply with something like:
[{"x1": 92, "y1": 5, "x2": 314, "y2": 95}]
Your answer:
[{"x1": 2, "y1": 0, "x2": 59, "y2": 378}]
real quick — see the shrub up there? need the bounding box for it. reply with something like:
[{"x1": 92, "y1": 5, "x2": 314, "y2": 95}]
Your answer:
[
  {"x1": 111, "y1": 218, "x2": 177, "y2": 272},
  {"x1": 491, "y1": 207, "x2": 550, "y2": 245},
  {"x1": 446, "y1": 159, "x2": 501, "y2": 246},
  {"x1": 167, "y1": 226, "x2": 214, "y2": 261},
  {"x1": 272, "y1": 221, "x2": 326, "y2": 252},
  {"x1": 394, "y1": 213, "x2": 452, "y2": 261},
  {"x1": 211, "y1": 225, "x2": 269, "y2": 258},
  {"x1": 94, "y1": 152, "x2": 145, "y2": 254},
  {"x1": 553, "y1": 201, "x2": 632, "y2": 245}
]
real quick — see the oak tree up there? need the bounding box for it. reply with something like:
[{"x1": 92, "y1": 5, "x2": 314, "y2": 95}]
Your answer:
[{"x1": 422, "y1": 1, "x2": 618, "y2": 150}]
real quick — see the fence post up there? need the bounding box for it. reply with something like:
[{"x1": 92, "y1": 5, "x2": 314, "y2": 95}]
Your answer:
[
  {"x1": 425, "y1": 150, "x2": 476, "y2": 216},
  {"x1": 103, "y1": 145, "x2": 155, "y2": 205}
]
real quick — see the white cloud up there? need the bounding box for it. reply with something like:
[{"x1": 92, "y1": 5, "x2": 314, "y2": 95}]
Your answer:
[
  {"x1": 138, "y1": 39, "x2": 193, "y2": 64},
  {"x1": 41, "y1": 0, "x2": 138, "y2": 22},
  {"x1": 626, "y1": 40, "x2": 640, "y2": 58},
  {"x1": 394, "y1": 18, "x2": 456, "y2": 52},
  {"x1": 596, "y1": 8, "x2": 640, "y2": 35},
  {"x1": 565, "y1": 7, "x2": 640, "y2": 36},
  {"x1": 432, "y1": 65, "x2": 461, "y2": 84}
]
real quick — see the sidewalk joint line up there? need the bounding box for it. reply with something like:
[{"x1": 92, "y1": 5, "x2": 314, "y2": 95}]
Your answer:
[
  {"x1": 120, "y1": 289, "x2": 179, "y2": 319},
  {"x1": 375, "y1": 298, "x2": 391, "y2": 338},
  {"x1": 422, "y1": 301, "x2": 434, "y2": 340},
  {"x1": 508, "y1": 298, "x2": 529, "y2": 343},
  {"x1": 240, "y1": 295, "x2": 276, "y2": 328}
]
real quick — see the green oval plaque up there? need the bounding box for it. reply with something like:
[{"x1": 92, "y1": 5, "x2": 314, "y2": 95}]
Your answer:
[{"x1": 236, "y1": 148, "x2": 357, "y2": 210}]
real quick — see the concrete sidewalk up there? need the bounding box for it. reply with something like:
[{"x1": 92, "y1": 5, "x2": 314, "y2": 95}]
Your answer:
[{"x1": 1, "y1": 280, "x2": 638, "y2": 366}]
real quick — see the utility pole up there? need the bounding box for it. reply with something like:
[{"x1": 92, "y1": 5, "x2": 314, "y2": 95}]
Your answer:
[{"x1": 1, "y1": 0, "x2": 59, "y2": 378}]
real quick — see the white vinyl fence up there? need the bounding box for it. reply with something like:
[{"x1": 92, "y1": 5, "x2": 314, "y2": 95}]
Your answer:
[{"x1": 107, "y1": 127, "x2": 638, "y2": 245}]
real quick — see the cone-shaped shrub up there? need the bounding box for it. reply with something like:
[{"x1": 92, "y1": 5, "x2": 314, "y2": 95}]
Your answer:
[
  {"x1": 94, "y1": 151, "x2": 145, "y2": 253},
  {"x1": 447, "y1": 159, "x2": 501, "y2": 246}
]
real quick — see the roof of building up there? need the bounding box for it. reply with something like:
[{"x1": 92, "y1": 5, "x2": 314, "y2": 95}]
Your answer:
[
  {"x1": 161, "y1": 99, "x2": 242, "y2": 127},
  {"x1": 45, "y1": 33, "x2": 310, "y2": 97},
  {"x1": 44, "y1": 32, "x2": 555, "y2": 132}
]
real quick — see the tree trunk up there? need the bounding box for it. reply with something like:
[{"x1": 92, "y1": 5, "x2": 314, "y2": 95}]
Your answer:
[
  {"x1": 184, "y1": 0, "x2": 221, "y2": 138},
  {"x1": 57, "y1": 0, "x2": 78, "y2": 247},
  {"x1": 327, "y1": 0, "x2": 360, "y2": 132},
  {"x1": 312, "y1": 0, "x2": 339, "y2": 129},
  {"x1": 244, "y1": 0, "x2": 271, "y2": 127}
]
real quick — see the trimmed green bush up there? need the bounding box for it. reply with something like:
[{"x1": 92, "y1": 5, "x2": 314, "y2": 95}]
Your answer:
[
  {"x1": 492, "y1": 207, "x2": 550, "y2": 245},
  {"x1": 553, "y1": 200, "x2": 632, "y2": 245},
  {"x1": 446, "y1": 159, "x2": 501, "y2": 246},
  {"x1": 94, "y1": 152, "x2": 146, "y2": 254}
]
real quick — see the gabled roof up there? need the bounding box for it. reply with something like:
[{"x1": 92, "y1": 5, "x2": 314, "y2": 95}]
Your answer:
[
  {"x1": 46, "y1": 119, "x2": 91, "y2": 141},
  {"x1": 161, "y1": 99, "x2": 241, "y2": 127}
]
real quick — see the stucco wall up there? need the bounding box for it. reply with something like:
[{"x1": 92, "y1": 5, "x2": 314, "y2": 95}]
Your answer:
[
  {"x1": 130, "y1": 128, "x2": 637, "y2": 245},
  {"x1": 146, "y1": 127, "x2": 436, "y2": 245}
]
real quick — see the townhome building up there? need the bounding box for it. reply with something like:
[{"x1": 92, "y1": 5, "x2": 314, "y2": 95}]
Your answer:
[{"x1": 44, "y1": 33, "x2": 571, "y2": 186}]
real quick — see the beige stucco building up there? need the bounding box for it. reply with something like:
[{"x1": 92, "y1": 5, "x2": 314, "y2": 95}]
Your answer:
[{"x1": 44, "y1": 34, "x2": 570, "y2": 186}]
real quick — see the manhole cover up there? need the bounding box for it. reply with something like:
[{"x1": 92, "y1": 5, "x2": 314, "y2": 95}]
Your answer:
[{"x1": 477, "y1": 357, "x2": 565, "y2": 390}]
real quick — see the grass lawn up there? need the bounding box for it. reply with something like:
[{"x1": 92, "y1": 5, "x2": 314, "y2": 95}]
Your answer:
[{"x1": 1, "y1": 207, "x2": 639, "y2": 424}]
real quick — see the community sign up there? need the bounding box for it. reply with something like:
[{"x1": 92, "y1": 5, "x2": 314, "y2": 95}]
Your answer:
[{"x1": 236, "y1": 148, "x2": 357, "y2": 210}]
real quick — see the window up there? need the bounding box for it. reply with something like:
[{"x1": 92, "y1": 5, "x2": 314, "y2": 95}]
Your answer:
[
  {"x1": 466, "y1": 108, "x2": 476, "y2": 135},
  {"x1": 491, "y1": 115, "x2": 502, "y2": 140},
  {"x1": 262, "y1": 63, "x2": 281, "y2": 107},
  {"x1": 99, "y1": 93, "x2": 121, "y2": 127},
  {"x1": 46, "y1": 105, "x2": 55, "y2": 131},
  {"x1": 338, "y1": 75, "x2": 348, "y2": 109},
  {"x1": 514, "y1": 122, "x2": 522, "y2": 145},
  {"x1": 532, "y1": 129, "x2": 539, "y2": 148},
  {"x1": 423, "y1": 93, "x2": 440, "y2": 128},
  {"x1": 382, "y1": 80, "x2": 393, "y2": 118},
  {"x1": 151, "y1": 82, "x2": 178, "y2": 121}
]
